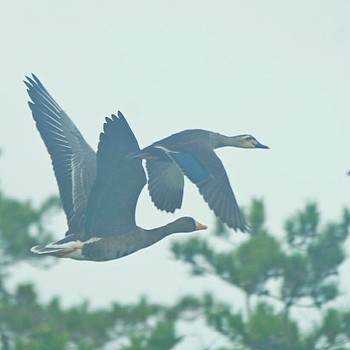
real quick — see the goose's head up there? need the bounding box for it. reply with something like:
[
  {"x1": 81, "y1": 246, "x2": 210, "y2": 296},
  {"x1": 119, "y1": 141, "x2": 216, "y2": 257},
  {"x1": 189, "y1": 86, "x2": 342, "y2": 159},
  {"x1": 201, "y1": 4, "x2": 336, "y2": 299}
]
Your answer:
[
  {"x1": 172, "y1": 217, "x2": 208, "y2": 233},
  {"x1": 231, "y1": 134, "x2": 269, "y2": 149}
]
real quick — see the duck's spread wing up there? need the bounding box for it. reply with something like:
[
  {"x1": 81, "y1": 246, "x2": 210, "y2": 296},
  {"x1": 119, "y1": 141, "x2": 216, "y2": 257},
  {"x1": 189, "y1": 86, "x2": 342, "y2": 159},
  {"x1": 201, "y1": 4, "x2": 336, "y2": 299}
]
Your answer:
[
  {"x1": 146, "y1": 160, "x2": 184, "y2": 213},
  {"x1": 84, "y1": 112, "x2": 146, "y2": 238},
  {"x1": 166, "y1": 146, "x2": 248, "y2": 232},
  {"x1": 25, "y1": 74, "x2": 96, "y2": 234}
]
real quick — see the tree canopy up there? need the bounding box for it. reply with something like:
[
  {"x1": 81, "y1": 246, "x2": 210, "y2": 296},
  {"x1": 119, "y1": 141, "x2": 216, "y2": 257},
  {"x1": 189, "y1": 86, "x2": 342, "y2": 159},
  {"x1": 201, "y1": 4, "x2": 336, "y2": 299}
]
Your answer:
[
  {"x1": 171, "y1": 199, "x2": 350, "y2": 349},
  {"x1": 1, "y1": 186, "x2": 350, "y2": 349}
]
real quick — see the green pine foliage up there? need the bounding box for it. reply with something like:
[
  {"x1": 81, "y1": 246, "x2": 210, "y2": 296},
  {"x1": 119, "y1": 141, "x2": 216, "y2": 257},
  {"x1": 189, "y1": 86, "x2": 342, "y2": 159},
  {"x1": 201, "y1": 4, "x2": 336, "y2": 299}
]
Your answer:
[
  {"x1": 0, "y1": 190, "x2": 59, "y2": 266},
  {"x1": 171, "y1": 199, "x2": 350, "y2": 349},
  {"x1": 1, "y1": 183, "x2": 350, "y2": 349},
  {"x1": 0, "y1": 189, "x2": 181, "y2": 350}
]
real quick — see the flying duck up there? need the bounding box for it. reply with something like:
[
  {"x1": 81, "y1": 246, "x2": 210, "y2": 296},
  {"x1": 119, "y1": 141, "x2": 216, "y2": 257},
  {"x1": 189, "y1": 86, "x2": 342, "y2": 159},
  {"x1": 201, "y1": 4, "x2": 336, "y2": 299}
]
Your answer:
[
  {"x1": 25, "y1": 75, "x2": 207, "y2": 261},
  {"x1": 129, "y1": 130, "x2": 269, "y2": 232}
]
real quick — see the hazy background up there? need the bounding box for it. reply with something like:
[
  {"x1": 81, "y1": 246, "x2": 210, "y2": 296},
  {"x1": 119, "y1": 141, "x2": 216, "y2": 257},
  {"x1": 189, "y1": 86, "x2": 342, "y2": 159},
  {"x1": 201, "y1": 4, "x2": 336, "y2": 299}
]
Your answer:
[{"x1": 0, "y1": 0, "x2": 349, "y2": 321}]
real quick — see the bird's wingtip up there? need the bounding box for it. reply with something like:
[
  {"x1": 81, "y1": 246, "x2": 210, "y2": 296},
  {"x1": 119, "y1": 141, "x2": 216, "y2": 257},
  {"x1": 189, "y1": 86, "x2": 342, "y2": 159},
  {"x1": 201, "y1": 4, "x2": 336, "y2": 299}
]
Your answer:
[{"x1": 117, "y1": 111, "x2": 125, "y2": 118}]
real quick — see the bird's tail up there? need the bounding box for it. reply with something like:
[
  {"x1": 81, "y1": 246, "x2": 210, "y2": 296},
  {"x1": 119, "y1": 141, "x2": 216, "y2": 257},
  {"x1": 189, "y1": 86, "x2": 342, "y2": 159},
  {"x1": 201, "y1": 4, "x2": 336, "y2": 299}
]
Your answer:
[
  {"x1": 31, "y1": 244, "x2": 72, "y2": 256},
  {"x1": 127, "y1": 150, "x2": 160, "y2": 161},
  {"x1": 127, "y1": 150, "x2": 145, "y2": 159},
  {"x1": 30, "y1": 239, "x2": 88, "y2": 260}
]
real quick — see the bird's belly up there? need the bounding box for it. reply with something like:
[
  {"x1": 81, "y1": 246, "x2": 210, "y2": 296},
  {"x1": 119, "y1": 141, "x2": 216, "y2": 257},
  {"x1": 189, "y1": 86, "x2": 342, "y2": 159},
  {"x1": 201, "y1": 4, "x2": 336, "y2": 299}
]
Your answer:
[{"x1": 82, "y1": 234, "x2": 146, "y2": 262}]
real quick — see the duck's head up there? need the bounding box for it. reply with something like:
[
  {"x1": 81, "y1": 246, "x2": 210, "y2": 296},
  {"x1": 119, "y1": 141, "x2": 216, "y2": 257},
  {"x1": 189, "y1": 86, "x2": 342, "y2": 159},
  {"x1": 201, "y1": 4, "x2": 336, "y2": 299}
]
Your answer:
[{"x1": 231, "y1": 135, "x2": 269, "y2": 149}]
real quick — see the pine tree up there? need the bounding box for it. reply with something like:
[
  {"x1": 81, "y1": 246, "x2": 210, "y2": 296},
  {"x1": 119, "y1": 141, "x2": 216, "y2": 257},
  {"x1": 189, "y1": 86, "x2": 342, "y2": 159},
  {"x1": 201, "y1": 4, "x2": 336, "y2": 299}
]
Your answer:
[{"x1": 171, "y1": 199, "x2": 350, "y2": 350}]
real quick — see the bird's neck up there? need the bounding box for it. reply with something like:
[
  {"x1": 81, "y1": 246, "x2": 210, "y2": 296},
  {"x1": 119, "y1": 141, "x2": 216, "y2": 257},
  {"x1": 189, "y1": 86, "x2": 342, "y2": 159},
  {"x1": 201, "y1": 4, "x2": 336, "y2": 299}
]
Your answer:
[
  {"x1": 143, "y1": 223, "x2": 177, "y2": 247},
  {"x1": 210, "y1": 133, "x2": 243, "y2": 149}
]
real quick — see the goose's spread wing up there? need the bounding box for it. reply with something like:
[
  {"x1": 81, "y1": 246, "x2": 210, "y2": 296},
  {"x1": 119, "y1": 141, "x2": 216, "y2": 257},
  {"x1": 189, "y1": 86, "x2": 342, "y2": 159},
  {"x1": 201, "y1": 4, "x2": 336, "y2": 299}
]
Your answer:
[
  {"x1": 25, "y1": 74, "x2": 96, "y2": 234},
  {"x1": 165, "y1": 146, "x2": 248, "y2": 232},
  {"x1": 146, "y1": 160, "x2": 184, "y2": 213},
  {"x1": 83, "y1": 112, "x2": 146, "y2": 238}
]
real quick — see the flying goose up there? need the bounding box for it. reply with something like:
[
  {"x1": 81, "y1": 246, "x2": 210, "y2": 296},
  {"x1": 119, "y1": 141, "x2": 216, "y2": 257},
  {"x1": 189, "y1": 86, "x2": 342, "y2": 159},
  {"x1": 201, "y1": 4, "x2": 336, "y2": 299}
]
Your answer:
[
  {"x1": 129, "y1": 130, "x2": 269, "y2": 232},
  {"x1": 25, "y1": 75, "x2": 207, "y2": 261}
]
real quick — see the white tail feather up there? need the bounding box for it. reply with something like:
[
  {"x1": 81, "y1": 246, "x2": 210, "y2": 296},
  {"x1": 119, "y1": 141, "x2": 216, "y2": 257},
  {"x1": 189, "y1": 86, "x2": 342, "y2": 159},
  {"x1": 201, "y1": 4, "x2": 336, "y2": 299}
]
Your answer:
[{"x1": 30, "y1": 237, "x2": 101, "y2": 260}]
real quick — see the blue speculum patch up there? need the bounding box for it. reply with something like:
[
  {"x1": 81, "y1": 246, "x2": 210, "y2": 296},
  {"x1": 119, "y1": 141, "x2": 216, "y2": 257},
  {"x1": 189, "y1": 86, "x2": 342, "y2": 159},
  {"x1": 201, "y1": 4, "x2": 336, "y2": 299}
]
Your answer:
[{"x1": 171, "y1": 152, "x2": 209, "y2": 183}]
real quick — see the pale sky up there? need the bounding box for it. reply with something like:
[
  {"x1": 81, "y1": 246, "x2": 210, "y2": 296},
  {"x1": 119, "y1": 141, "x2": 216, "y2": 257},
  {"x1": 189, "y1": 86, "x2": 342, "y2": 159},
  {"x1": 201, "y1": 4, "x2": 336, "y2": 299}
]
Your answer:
[{"x1": 1, "y1": 0, "x2": 350, "y2": 344}]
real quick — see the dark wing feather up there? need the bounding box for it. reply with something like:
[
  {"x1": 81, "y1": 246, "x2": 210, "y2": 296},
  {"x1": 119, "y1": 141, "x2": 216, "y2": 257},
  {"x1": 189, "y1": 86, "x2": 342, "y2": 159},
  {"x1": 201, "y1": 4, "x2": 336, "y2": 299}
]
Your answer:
[
  {"x1": 83, "y1": 112, "x2": 146, "y2": 238},
  {"x1": 166, "y1": 147, "x2": 248, "y2": 232},
  {"x1": 140, "y1": 130, "x2": 206, "y2": 212},
  {"x1": 146, "y1": 160, "x2": 184, "y2": 213},
  {"x1": 25, "y1": 74, "x2": 96, "y2": 234}
]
